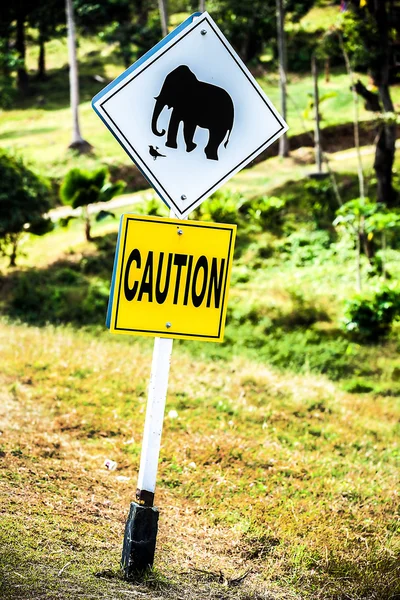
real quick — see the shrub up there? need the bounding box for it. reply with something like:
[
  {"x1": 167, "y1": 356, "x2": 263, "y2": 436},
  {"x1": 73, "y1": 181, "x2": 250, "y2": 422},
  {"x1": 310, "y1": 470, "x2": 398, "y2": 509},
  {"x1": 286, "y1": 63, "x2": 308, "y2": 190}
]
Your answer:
[
  {"x1": 239, "y1": 195, "x2": 286, "y2": 232},
  {"x1": 60, "y1": 167, "x2": 125, "y2": 241},
  {"x1": 342, "y1": 286, "x2": 400, "y2": 341},
  {"x1": 196, "y1": 190, "x2": 242, "y2": 224},
  {"x1": 0, "y1": 150, "x2": 53, "y2": 266}
]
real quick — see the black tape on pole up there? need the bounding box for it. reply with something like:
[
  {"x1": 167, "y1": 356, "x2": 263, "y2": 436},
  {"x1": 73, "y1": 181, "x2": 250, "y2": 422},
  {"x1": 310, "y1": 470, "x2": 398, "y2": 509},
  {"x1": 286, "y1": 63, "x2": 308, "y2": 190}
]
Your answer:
[{"x1": 121, "y1": 502, "x2": 159, "y2": 578}]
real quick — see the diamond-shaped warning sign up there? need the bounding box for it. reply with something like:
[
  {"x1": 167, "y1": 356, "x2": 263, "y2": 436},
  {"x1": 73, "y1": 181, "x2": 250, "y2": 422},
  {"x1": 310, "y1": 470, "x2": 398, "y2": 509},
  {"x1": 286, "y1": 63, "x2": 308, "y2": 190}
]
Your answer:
[{"x1": 92, "y1": 12, "x2": 288, "y2": 218}]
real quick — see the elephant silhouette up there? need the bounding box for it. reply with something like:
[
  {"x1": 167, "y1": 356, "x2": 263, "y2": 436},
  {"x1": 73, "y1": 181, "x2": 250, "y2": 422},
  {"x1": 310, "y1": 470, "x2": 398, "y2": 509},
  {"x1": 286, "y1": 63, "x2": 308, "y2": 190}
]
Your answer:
[{"x1": 151, "y1": 65, "x2": 234, "y2": 161}]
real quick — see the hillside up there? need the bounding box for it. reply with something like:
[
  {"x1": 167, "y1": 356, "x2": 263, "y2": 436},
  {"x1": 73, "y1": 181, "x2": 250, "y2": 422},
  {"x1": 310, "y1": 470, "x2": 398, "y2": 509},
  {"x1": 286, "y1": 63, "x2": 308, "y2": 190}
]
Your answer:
[
  {"x1": 0, "y1": 321, "x2": 398, "y2": 600},
  {"x1": 0, "y1": 5, "x2": 399, "y2": 599}
]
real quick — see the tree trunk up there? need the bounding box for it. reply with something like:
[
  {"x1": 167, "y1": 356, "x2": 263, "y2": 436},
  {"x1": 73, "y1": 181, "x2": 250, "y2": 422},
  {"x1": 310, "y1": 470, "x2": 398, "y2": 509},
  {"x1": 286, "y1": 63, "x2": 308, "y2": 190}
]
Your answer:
[
  {"x1": 356, "y1": 224, "x2": 362, "y2": 292},
  {"x1": 371, "y1": 0, "x2": 397, "y2": 206},
  {"x1": 65, "y1": 0, "x2": 92, "y2": 152},
  {"x1": 276, "y1": 0, "x2": 289, "y2": 157},
  {"x1": 338, "y1": 32, "x2": 365, "y2": 201},
  {"x1": 16, "y1": 15, "x2": 29, "y2": 94},
  {"x1": 374, "y1": 117, "x2": 396, "y2": 207},
  {"x1": 83, "y1": 206, "x2": 92, "y2": 241},
  {"x1": 2, "y1": 35, "x2": 10, "y2": 77},
  {"x1": 9, "y1": 235, "x2": 19, "y2": 268},
  {"x1": 38, "y1": 32, "x2": 46, "y2": 80},
  {"x1": 324, "y1": 57, "x2": 330, "y2": 83},
  {"x1": 158, "y1": 0, "x2": 168, "y2": 38},
  {"x1": 312, "y1": 55, "x2": 323, "y2": 173}
]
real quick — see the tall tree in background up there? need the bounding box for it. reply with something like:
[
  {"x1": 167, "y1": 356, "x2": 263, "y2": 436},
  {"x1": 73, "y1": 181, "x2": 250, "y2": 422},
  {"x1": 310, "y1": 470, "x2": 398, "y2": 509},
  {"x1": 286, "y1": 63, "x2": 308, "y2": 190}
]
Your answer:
[
  {"x1": 344, "y1": 0, "x2": 398, "y2": 207},
  {"x1": 276, "y1": 0, "x2": 289, "y2": 157},
  {"x1": 76, "y1": 0, "x2": 161, "y2": 68},
  {"x1": 29, "y1": 0, "x2": 65, "y2": 79},
  {"x1": 12, "y1": 1, "x2": 32, "y2": 94},
  {"x1": 65, "y1": 0, "x2": 91, "y2": 152},
  {"x1": 158, "y1": 0, "x2": 168, "y2": 37},
  {"x1": 205, "y1": 0, "x2": 314, "y2": 66}
]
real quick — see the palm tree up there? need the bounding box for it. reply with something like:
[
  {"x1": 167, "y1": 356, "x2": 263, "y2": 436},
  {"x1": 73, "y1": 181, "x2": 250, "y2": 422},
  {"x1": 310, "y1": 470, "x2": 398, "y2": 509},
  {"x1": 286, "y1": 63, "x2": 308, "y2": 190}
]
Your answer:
[
  {"x1": 60, "y1": 168, "x2": 125, "y2": 241},
  {"x1": 158, "y1": 0, "x2": 168, "y2": 38},
  {"x1": 276, "y1": 0, "x2": 289, "y2": 157},
  {"x1": 65, "y1": 0, "x2": 91, "y2": 152}
]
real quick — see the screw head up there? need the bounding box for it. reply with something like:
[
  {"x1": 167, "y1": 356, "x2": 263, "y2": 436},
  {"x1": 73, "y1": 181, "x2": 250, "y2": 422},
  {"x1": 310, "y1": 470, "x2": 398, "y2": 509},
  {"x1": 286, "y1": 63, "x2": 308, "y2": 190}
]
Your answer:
[
  {"x1": 181, "y1": 194, "x2": 187, "y2": 200},
  {"x1": 201, "y1": 29, "x2": 207, "y2": 35},
  {"x1": 166, "y1": 322, "x2": 172, "y2": 328},
  {"x1": 177, "y1": 229, "x2": 183, "y2": 235}
]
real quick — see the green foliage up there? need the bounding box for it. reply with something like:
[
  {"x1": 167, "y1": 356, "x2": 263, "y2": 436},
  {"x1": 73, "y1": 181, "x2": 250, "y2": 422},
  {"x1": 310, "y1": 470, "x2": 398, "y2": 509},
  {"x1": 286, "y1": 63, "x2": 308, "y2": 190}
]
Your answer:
[
  {"x1": 78, "y1": 0, "x2": 162, "y2": 66},
  {"x1": 303, "y1": 91, "x2": 338, "y2": 121},
  {"x1": 239, "y1": 195, "x2": 286, "y2": 231},
  {"x1": 333, "y1": 197, "x2": 379, "y2": 231},
  {"x1": 61, "y1": 167, "x2": 104, "y2": 209},
  {"x1": 340, "y1": 8, "x2": 378, "y2": 72},
  {"x1": 0, "y1": 39, "x2": 19, "y2": 108},
  {"x1": 277, "y1": 229, "x2": 333, "y2": 266},
  {"x1": 364, "y1": 209, "x2": 400, "y2": 237},
  {"x1": 136, "y1": 197, "x2": 168, "y2": 217},
  {"x1": 59, "y1": 167, "x2": 125, "y2": 240},
  {"x1": 342, "y1": 286, "x2": 400, "y2": 341},
  {"x1": 9, "y1": 269, "x2": 109, "y2": 325},
  {"x1": 196, "y1": 0, "x2": 314, "y2": 64},
  {"x1": 195, "y1": 190, "x2": 242, "y2": 224},
  {"x1": 0, "y1": 150, "x2": 53, "y2": 266}
]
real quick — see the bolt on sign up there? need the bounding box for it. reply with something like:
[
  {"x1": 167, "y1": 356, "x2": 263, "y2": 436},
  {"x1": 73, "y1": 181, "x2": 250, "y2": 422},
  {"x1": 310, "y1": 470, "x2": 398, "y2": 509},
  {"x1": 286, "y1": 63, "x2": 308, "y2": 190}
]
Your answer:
[
  {"x1": 92, "y1": 12, "x2": 288, "y2": 219},
  {"x1": 107, "y1": 214, "x2": 236, "y2": 342}
]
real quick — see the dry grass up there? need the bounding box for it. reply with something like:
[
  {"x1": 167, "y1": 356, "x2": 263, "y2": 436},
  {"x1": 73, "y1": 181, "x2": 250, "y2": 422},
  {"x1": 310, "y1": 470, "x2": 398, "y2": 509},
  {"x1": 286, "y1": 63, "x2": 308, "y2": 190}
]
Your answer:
[{"x1": 0, "y1": 321, "x2": 398, "y2": 599}]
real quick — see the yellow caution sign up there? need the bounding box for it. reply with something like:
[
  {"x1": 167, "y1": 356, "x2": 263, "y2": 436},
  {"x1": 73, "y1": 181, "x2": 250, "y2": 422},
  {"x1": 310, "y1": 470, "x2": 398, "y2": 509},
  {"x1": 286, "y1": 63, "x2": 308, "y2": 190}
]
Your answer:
[{"x1": 108, "y1": 214, "x2": 236, "y2": 342}]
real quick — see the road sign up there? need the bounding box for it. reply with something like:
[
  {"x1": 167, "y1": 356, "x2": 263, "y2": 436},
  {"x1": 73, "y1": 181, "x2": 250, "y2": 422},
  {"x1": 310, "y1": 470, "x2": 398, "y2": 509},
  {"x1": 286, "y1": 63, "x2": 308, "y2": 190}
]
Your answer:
[
  {"x1": 92, "y1": 12, "x2": 288, "y2": 219},
  {"x1": 108, "y1": 214, "x2": 236, "y2": 342}
]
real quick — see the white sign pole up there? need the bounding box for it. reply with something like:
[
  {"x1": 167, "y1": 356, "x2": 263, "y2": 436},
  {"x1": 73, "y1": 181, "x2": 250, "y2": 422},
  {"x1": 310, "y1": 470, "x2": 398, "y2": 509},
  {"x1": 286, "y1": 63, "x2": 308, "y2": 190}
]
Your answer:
[
  {"x1": 135, "y1": 335, "x2": 173, "y2": 506},
  {"x1": 121, "y1": 211, "x2": 180, "y2": 578}
]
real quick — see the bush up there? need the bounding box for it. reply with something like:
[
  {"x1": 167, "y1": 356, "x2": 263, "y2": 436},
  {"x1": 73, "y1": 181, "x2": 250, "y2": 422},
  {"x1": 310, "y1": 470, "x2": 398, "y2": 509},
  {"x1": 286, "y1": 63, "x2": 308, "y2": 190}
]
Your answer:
[
  {"x1": 342, "y1": 286, "x2": 400, "y2": 341},
  {"x1": 195, "y1": 190, "x2": 242, "y2": 224},
  {"x1": 239, "y1": 195, "x2": 286, "y2": 232},
  {"x1": 0, "y1": 150, "x2": 52, "y2": 266}
]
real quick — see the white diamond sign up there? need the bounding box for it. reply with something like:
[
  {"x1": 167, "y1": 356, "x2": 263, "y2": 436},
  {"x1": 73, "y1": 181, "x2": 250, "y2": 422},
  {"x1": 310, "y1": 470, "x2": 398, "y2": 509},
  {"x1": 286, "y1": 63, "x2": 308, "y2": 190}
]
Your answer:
[{"x1": 92, "y1": 12, "x2": 288, "y2": 219}]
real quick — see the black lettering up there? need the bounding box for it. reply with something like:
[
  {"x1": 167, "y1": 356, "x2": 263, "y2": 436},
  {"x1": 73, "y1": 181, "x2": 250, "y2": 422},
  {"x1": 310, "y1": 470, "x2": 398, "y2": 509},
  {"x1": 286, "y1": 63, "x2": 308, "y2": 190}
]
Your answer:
[
  {"x1": 173, "y1": 254, "x2": 187, "y2": 304},
  {"x1": 191, "y1": 256, "x2": 208, "y2": 307},
  {"x1": 124, "y1": 249, "x2": 141, "y2": 301},
  {"x1": 155, "y1": 252, "x2": 173, "y2": 304},
  {"x1": 206, "y1": 258, "x2": 225, "y2": 308},
  {"x1": 183, "y1": 255, "x2": 193, "y2": 306},
  {"x1": 138, "y1": 251, "x2": 154, "y2": 302}
]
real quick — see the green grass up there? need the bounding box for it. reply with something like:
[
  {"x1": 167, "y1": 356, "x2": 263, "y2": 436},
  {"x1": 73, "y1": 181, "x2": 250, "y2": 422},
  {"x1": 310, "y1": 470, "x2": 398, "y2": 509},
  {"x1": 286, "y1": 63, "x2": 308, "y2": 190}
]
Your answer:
[{"x1": 0, "y1": 320, "x2": 398, "y2": 599}]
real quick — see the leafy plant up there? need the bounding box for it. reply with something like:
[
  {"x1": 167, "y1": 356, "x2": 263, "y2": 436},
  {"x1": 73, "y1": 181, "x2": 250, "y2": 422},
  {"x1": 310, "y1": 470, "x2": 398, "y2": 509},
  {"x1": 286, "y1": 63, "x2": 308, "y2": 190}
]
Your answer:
[
  {"x1": 239, "y1": 195, "x2": 286, "y2": 231},
  {"x1": 196, "y1": 190, "x2": 242, "y2": 224},
  {"x1": 342, "y1": 285, "x2": 400, "y2": 341},
  {"x1": 302, "y1": 90, "x2": 338, "y2": 121},
  {"x1": 333, "y1": 197, "x2": 378, "y2": 290},
  {"x1": 0, "y1": 150, "x2": 53, "y2": 266},
  {"x1": 59, "y1": 167, "x2": 125, "y2": 241},
  {"x1": 364, "y1": 209, "x2": 400, "y2": 278}
]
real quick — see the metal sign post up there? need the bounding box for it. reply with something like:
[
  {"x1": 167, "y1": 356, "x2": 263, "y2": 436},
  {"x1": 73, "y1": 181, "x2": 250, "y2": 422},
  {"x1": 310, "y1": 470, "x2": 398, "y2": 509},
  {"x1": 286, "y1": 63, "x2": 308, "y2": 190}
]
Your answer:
[{"x1": 121, "y1": 336, "x2": 173, "y2": 577}]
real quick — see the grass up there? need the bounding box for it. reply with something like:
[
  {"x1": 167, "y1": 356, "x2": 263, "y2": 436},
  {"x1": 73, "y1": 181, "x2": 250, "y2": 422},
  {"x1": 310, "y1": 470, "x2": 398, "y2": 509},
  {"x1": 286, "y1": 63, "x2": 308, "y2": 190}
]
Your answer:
[{"x1": 0, "y1": 320, "x2": 398, "y2": 599}]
